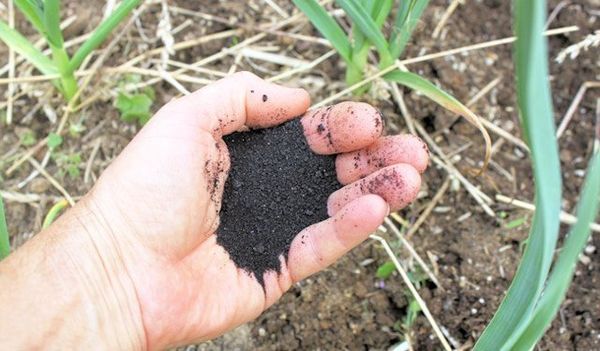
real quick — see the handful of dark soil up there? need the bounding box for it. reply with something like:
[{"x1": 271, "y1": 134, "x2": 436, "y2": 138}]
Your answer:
[{"x1": 217, "y1": 119, "x2": 340, "y2": 287}]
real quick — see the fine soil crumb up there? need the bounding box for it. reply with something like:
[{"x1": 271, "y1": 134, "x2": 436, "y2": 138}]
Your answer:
[{"x1": 217, "y1": 118, "x2": 340, "y2": 287}]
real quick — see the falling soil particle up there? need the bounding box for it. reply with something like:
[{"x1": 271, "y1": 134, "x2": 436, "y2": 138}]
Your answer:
[{"x1": 217, "y1": 118, "x2": 340, "y2": 287}]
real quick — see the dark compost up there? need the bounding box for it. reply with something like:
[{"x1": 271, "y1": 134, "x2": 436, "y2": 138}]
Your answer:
[{"x1": 217, "y1": 118, "x2": 340, "y2": 287}]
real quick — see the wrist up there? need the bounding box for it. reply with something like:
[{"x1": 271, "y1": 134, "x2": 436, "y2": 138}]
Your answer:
[
  {"x1": 62, "y1": 195, "x2": 148, "y2": 350},
  {"x1": 0, "y1": 195, "x2": 147, "y2": 350}
]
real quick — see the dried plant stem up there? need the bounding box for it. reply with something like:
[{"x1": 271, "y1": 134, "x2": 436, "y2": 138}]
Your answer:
[
  {"x1": 414, "y1": 122, "x2": 495, "y2": 216},
  {"x1": 314, "y1": 26, "x2": 578, "y2": 108},
  {"x1": 432, "y1": 0, "x2": 464, "y2": 39},
  {"x1": 263, "y1": 0, "x2": 289, "y2": 18},
  {"x1": 6, "y1": 138, "x2": 47, "y2": 176},
  {"x1": 84, "y1": 137, "x2": 103, "y2": 184},
  {"x1": 0, "y1": 26, "x2": 577, "y2": 89},
  {"x1": 370, "y1": 234, "x2": 453, "y2": 351},
  {"x1": 401, "y1": 26, "x2": 578, "y2": 66},
  {"x1": 119, "y1": 29, "x2": 241, "y2": 68},
  {"x1": 479, "y1": 118, "x2": 530, "y2": 151},
  {"x1": 384, "y1": 218, "x2": 444, "y2": 290},
  {"x1": 545, "y1": 1, "x2": 571, "y2": 29},
  {"x1": 556, "y1": 81, "x2": 600, "y2": 138},
  {"x1": 405, "y1": 177, "x2": 452, "y2": 239},
  {"x1": 389, "y1": 82, "x2": 416, "y2": 134},
  {"x1": 496, "y1": 194, "x2": 600, "y2": 233},
  {"x1": 0, "y1": 191, "x2": 42, "y2": 204},
  {"x1": 466, "y1": 77, "x2": 502, "y2": 107},
  {"x1": 26, "y1": 157, "x2": 74, "y2": 206},
  {"x1": 267, "y1": 50, "x2": 336, "y2": 82}
]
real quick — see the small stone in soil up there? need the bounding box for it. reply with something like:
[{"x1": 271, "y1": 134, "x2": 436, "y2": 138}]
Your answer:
[{"x1": 217, "y1": 118, "x2": 340, "y2": 287}]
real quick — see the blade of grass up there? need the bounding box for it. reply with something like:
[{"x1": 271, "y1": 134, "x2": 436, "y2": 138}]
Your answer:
[
  {"x1": 352, "y1": 0, "x2": 391, "y2": 51},
  {"x1": 42, "y1": 0, "x2": 64, "y2": 48},
  {"x1": 505, "y1": 216, "x2": 527, "y2": 229},
  {"x1": 390, "y1": 0, "x2": 429, "y2": 59},
  {"x1": 347, "y1": 0, "x2": 392, "y2": 89},
  {"x1": 44, "y1": 0, "x2": 77, "y2": 100},
  {"x1": 371, "y1": 0, "x2": 393, "y2": 28},
  {"x1": 351, "y1": 13, "x2": 367, "y2": 53},
  {"x1": 385, "y1": 70, "x2": 491, "y2": 172},
  {"x1": 0, "y1": 20, "x2": 57, "y2": 75},
  {"x1": 474, "y1": 0, "x2": 562, "y2": 349},
  {"x1": 0, "y1": 195, "x2": 10, "y2": 260},
  {"x1": 14, "y1": 0, "x2": 45, "y2": 35},
  {"x1": 336, "y1": 0, "x2": 393, "y2": 66},
  {"x1": 42, "y1": 199, "x2": 69, "y2": 229},
  {"x1": 512, "y1": 150, "x2": 600, "y2": 349},
  {"x1": 293, "y1": 0, "x2": 354, "y2": 65},
  {"x1": 69, "y1": 0, "x2": 141, "y2": 71},
  {"x1": 347, "y1": 2, "x2": 369, "y2": 87},
  {"x1": 350, "y1": 0, "x2": 384, "y2": 55},
  {"x1": 394, "y1": 0, "x2": 416, "y2": 33}
]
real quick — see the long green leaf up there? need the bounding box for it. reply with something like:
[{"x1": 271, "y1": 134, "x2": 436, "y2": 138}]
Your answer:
[
  {"x1": 69, "y1": 0, "x2": 141, "y2": 71},
  {"x1": 390, "y1": 0, "x2": 429, "y2": 59},
  {"x1": 352, "y1": 0, "x2": 392, "y2": 53},
  {"x1": 0, "y1": 20, "x2": 57, "y2": 75},
  {"x1": 384, "y1": 70, "x2": 491, "y2": 171},
  {"x1": 512, "y1": 150, "x2": 600, "y2": 349},
  {"x1": 347, "y1": 0, "x2": 393, "y2": 88},
  {"x1": 347, "y1": 17, "x2": 369, "y2": 88},
  {"x1": 14, "y1": 0, "x2": 45, "y2": 35},
  {"x1": 42, "y1": 199, "x2": 69, "y2": 229},
  {"x1": 293, "y1": 0, "x2": 353, "y2": 65},
  {"x1": 336, "y1": 0, "x2": 392, "y2": 66},
  {"x1": 474, "y1": 0, "x2": 562, "y2": 349},
  {"x1": 395, "y1": 0, "x2": 416, "y2": 29},
  {"x1": 43, "y1": 0, "x2": 65, "y2": 48},
  {"x1": 42, "y1": 0, "x2": 78, "y2": 99},
  {"x1": 371, "y1": 0, "x2": 393, "y2": 28},
  {"x1": 351, "y1": 0, "x2": 391, "y2": 50},
  {"x1": 0, "y1": 195, "x2": 10, "y2": 260},
  {"x1": 351, "y1": 18, "x2": 367, "y2": 57}
]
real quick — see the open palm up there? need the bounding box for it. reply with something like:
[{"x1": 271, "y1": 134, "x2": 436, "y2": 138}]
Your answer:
[{"x1": 86, "y1": 72, "x2": 428, "y2": 349}]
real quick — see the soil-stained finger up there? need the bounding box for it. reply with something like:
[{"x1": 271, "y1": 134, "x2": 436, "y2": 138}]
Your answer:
[
  {"x1": 153, "y1": 71, "x2": 310, "y2": 136},
  {"x1": 287, "y1": 194, "x2": 388, "y2": 283},
  {"x1": 245, "y1": 78, "x2": 310, "y2": 129},
  {"x1": 327, "y1": 163, "x2": 421, "y2": 216},
  {"x1": 301, "y1": 102, "x2": 383, "y2": 155},
  {"x1": 335, "y1": 135, "x2": 429, "y2": 185}
]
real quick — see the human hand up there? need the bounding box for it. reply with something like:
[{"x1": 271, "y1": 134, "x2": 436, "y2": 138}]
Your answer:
[{"x1": 1, "y1": 72, "x2": 428, "y2": 350}]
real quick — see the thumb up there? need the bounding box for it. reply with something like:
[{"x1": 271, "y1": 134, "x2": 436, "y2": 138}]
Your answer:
[{"x1": 151, "y1": 71, "x2": 310, "y2": 136}]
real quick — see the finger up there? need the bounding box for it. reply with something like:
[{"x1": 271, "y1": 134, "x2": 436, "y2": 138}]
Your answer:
[
  {"x1": 328, "y1": 164, "x2": 421, "y2": 216},
  {"x1": 262, "y1": 257, "x2": 293, "y2": 308},
  {"x1": 152, "y1": 71, "x2": 310, "y2": 136},
  {"x1": 301, "y1": 101, "x2": 383, "y2": 155},
  {"x1": 335, "y1": 135, "x2": 429, "y2": 185},
  {"x1": 287, "y1": 195, "x2": 388, "y2": 282}
]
